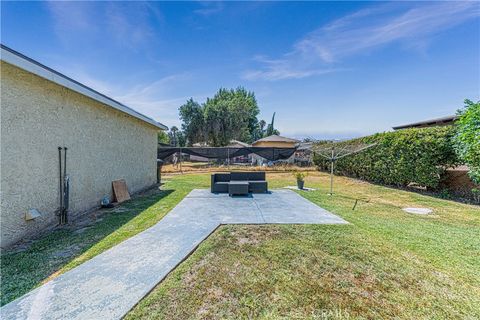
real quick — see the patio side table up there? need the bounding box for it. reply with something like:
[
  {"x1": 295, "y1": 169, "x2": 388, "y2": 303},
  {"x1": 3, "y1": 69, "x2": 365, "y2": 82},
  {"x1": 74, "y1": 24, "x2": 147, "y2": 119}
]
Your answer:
[{"x1": 228, "y1": 181, "x2": 249, "y2": 196}]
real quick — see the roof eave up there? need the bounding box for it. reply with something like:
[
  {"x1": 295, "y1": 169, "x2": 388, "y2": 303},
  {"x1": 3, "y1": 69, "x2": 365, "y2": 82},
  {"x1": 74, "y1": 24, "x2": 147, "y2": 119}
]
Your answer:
[
  {"x1": 392, "y1": 115, "x2": 458, "y2": 130},
  {"x1": 1, "y1": 44, "x2": 168, "y2": 131}
]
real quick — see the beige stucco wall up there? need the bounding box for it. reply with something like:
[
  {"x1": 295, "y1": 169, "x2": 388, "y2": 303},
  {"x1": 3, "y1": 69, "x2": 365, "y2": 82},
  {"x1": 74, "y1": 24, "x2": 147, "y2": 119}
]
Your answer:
[
  {"x1": 1, "y1": 61, "x2": 159, "y2": 248},
  {"x1": 250, "y1": 141, "x2": 297, "y2": 164},
  {"x1": 252, "y1": 141, "x2": 296, "y2": 148}
]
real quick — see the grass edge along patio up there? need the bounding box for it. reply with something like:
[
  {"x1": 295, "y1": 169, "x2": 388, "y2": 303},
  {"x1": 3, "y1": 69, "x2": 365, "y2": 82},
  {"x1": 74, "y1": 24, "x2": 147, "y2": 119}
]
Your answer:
[{"x1": 2, "y1": 172, "x2": 479, "y2": 319}]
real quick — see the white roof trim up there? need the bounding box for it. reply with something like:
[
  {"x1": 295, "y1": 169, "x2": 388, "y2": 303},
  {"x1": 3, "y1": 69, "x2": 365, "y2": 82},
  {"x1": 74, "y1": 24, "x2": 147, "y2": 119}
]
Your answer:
[{"x1": 1, "y1": 45, "x2": 168, "y2": 130}]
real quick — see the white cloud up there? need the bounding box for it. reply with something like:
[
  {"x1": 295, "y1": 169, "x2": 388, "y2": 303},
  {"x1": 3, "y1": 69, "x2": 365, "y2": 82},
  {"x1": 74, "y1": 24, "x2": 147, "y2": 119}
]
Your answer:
[{"x1": 244, "y1": 1, "x2": 480, "y2": 81}]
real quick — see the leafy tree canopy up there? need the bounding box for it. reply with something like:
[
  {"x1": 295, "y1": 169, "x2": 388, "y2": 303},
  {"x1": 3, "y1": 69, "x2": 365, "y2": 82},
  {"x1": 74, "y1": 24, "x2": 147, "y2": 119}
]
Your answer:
[
  {"x1": 454, "y1": 99, "x2": 480, "y2": 183},
  {"x1": 158, "y1": 130, "x2": 170, "y2": 145},
  {"x1": 178, "y1": 87, "x2": 278, "y2": 147},
  {"x1": 179, "y1": 99, "x2": 204, "y2": 145}
]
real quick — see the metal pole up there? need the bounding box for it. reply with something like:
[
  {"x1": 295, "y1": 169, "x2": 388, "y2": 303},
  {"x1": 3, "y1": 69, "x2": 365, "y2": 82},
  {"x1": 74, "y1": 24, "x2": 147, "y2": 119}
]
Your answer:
[
  {"x1": 330, "y1": 146, "x2": 334, "y2": 195},
  {"x1": 179, "y1": 147, "x2": 183, "y2": 174},
  {"x1": 63, "y1": 147, "x2": 69, "y2": 224},
  {"x1": 58, "y1": 147, "x2": 63, "y2": 224},
  {"x1": 227, "y1": 148, "x2": 230, "y2": 167}
]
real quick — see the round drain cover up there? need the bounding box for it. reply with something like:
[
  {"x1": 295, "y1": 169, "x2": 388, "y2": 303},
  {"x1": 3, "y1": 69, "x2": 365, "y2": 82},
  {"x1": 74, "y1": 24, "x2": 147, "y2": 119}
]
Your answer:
[{"x1": 403, "y1": 207, "x2": 433, "y2": 215}]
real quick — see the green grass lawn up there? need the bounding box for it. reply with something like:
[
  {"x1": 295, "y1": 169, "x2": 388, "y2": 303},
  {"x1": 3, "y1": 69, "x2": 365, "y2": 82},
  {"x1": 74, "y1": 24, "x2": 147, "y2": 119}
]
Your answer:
[
  {"x1": 0, "y1": 175, "x2": 209, "y2": 306},
  {"x1": 127, "y1": 173, "x2": 480, "y2": 319},
  {"x1": 2, "y1": 172, "x2": 479, "y2": 319}
]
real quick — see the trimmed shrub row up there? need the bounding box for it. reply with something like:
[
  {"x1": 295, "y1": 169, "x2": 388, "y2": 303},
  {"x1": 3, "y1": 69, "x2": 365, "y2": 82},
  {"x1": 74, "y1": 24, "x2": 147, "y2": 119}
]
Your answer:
[{"x1": 313, "y1": 126, "x2": 460, "y2": 189}]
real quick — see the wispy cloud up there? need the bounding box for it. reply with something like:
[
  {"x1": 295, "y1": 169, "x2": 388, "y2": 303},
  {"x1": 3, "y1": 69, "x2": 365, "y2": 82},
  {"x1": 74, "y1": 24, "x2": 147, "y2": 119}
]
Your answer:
[
  {"x1": 243, "y1": 55, "x2": 341, "y2": 81},
  {"x1": 105, "y1": 2, "x2": 162, "y2": 49},
  {"x1": 194, "y1": 2, "x2": 224, "y2": 16},
  {"x1": 46, "y1": 1, "x2": 161, "y2": 49},
  {"x1": 114, "y1": 73, "x2": 194, "y2": 124},
  {"x1": 244, "y1": 1, "x2": 480, "y2": 81},
  {"x1": 46, "y1": 1, "x2": 97, "y2": 39},
  {"x1": 58, "y1": 66, "x2": 193, "y2": 126}
]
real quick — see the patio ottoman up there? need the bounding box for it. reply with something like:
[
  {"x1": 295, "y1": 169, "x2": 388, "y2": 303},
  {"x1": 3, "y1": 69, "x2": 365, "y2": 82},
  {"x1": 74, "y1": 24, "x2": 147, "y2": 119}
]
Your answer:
[
  {"x1": 229, "y1": 181, "x2": 249, "y2": 196},
  {"x1": 248, "y1": 180, "x2": 268, "y2": 193}
]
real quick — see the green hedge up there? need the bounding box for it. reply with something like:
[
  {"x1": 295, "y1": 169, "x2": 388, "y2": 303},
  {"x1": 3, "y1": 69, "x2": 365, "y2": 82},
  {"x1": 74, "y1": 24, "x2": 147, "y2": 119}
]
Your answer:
[{"x1": 313, "y1": 127, "x2": 460, "y2": 189}]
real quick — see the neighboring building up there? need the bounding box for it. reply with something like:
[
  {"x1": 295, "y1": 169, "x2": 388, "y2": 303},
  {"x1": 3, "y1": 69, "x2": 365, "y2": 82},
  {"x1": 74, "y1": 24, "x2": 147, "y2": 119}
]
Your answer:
[
  {"x1": 227, "y1": 140, "x2": 251, "y2": 164},
  {"x1": 252, "y1": 135, "x2": 299, "y2": 148},
  {"x1": 190, "y1": 142, "x2": 210, "y2": 162},
  {"x1": 252, "y1": 135, "x2": 299, "y2": 164},
  {"x1": 392, "y1": 115, "x2": 478, "y2": 199},
  {"x1": 189, "y1": 140, "x2": 252, "y2": 163},
  {"x1": 393, "y1": 115, "x2": 458, "y2": 130},
  {"x1": 440, "y1": 165, "x2": 478, "y2": 200},
  {"x1": 228, "y1": 140, "x2": 251, "y2": 148},
  {"x1": 1, "y1": 45, "x2": 167, "y2": 248},
  {"x1": 294, "y1": 142, "x2": 314, "y2": 166}
]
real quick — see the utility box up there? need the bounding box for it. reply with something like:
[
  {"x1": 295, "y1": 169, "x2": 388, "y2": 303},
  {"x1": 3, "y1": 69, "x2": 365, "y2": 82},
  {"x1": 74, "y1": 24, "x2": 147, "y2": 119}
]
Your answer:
[{"x1": 25, "y1": 209, "x2": 41, "y2": 221}]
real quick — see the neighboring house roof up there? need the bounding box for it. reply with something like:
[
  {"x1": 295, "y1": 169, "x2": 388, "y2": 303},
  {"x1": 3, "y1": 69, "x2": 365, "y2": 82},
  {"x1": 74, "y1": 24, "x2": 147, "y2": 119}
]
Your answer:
[
  {"x1": 192, "y1": 142, "x2": 209, "y2": 147},
  {"x1": 392, "y1": 115, "x2": 457, "y2": 130},
  {"x1": 158, "y1": 142, "x2": 172, "y2": 147},
  {"x1": 0, "y1": 44, "x2": 167, "y2": 130},
  {"x1": 253, "y1": 135, "x2": 300, "y2": 144},
  {"x1": 297, "y1": 142, "x2": 314, "y2": 151},
  {"x1": 228, "y1": 140, "x2": 251, "y2": 147}
]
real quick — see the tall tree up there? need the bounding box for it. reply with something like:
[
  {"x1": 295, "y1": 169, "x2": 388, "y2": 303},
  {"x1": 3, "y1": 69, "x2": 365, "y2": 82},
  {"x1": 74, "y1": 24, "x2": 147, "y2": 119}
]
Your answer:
[
  {"x1": 259, "y1": 120, "x2": 266, "y2": 133},
  {"x1": 169, "y1": 126, "x2": 179, "y2": 147},
  {"x1": 176, "y1": 131, "x2": 187, "y2": 147},
  {"x1": 179, "y1": 98, "x2": 205, "y2": 146},
  {"x1": 253, "y1": 119, "x2": 267, "y2": 140},
  {"x1": 266, "y1": 112, "x2": 280, "y2": 136},
  {"x1": 158, "y1": 131, "x2": 170, "y2": 145},
  {"x1": 178, "y1": 87, "x2": 263, "y2": 146},
  {"x1": 203, "y1": 87, "x2": 260, "y2": 146}
]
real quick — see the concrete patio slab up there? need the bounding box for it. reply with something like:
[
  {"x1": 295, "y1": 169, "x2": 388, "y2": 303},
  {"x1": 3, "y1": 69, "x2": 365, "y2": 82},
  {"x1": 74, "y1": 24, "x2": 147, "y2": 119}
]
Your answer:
[{"x1": 1, "y1": 189, "x2": 348, "y2": 320}]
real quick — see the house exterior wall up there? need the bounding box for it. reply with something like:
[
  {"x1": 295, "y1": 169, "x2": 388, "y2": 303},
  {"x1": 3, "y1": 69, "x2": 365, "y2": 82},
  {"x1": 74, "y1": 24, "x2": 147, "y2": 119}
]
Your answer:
[
  {"x1": 252, "y1": 141, "x2": 296, "y2": 148},
  {"x1": 251, "y1": 141, "x2": 297, "y2": 164},
  {"x1": 1, "y1": 62, "x2": 159, "y2": 248},
  {"x1": 439, "y1": 166, "x2": 479, "y2": 200}
]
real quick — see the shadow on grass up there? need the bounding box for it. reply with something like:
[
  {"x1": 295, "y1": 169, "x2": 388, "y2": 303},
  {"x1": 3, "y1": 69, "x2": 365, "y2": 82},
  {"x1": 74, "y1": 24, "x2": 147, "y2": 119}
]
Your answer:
[{"x1": 0, "y1": 189, "x2": 174, "y2": 306}]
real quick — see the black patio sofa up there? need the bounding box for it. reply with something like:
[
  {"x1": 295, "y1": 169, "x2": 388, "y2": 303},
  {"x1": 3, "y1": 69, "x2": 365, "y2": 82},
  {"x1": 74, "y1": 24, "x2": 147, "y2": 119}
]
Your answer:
[{"x1": 211, "y1": 172, "x2": 268, "y2": 194}]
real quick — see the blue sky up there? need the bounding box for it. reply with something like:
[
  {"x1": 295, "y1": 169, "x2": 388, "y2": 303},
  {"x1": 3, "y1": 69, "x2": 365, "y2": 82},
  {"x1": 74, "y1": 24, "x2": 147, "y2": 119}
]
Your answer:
[{"x1": 2, "y1": 1, "x2": 479, "y2": 139}]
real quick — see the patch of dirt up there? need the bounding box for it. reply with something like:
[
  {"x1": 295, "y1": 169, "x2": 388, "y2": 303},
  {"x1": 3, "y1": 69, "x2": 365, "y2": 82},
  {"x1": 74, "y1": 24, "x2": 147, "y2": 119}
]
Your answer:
[
  {"x1": 3, "y1": 185, "x2": 161, "y2": 253},
  {"x1": 237, "y1": 237, "x2": 261, "y2": 245},
  {"x1": 231, "y1": 226, "x2": 282, "y2": 246},
  {"x1": 182, "y1": 252, "x2": 215, "y2": 289},
  {"x1": 73, "y1": 226, "x2": 91, "y2": 234},
  {"x1": 50, "y1": 244, "x2": 81, "y2": 259}
]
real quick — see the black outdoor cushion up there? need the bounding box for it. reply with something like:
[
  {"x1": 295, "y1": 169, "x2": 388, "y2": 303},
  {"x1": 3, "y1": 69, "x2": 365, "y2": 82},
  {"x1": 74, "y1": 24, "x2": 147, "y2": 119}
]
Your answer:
[
  {"x1": 211, "y1": 172, "x2": 268, "y2": 194},
  {"x1": 215, "y1": 173, "x2": 231, "y2": 182},
  {"x1": 248, "y1": 180, "x2": 268, "y2": 193},
  {"x1": 230, "y1": 172, "x2": 250, "y2": 181},
  {"x1": 212, "y1": 182, "x2": 229, "y2": 193},
  {"x1": 248, "y1": 172, "x2": 265, "y2": 181}
]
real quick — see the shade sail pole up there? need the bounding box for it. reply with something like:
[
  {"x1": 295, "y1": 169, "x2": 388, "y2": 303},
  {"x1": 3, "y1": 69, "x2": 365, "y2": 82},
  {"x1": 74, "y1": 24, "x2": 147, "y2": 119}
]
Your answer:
[
  {"x1": 179, "y1": 147, "x2": 183, "y2": 174},
  {"x1": 330, "y1": 146, "x2": 334, "y2": 195},
  {"x1": 312, "y1": 142, "x2": 377, "y2": 196}
]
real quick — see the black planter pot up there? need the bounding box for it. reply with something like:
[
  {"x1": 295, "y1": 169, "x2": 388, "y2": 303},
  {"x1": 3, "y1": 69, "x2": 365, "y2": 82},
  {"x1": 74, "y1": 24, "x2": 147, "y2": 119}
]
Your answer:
[{"x1": 297, "y1": 180, "x2": 304, "y2": 190}]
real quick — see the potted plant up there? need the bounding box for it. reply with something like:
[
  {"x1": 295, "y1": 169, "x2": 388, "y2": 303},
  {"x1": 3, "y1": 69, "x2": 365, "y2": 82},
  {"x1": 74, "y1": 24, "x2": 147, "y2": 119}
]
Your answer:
[{"x1": 293, "y1": 171, "x2": 307, "y2": 190}]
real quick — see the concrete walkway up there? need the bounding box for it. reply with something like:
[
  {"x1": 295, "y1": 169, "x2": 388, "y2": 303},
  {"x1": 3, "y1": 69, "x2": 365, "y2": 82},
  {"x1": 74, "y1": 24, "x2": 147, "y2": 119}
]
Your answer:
[{"x1": 1, "y1": 189, "x2": 348, "y2": 320}]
